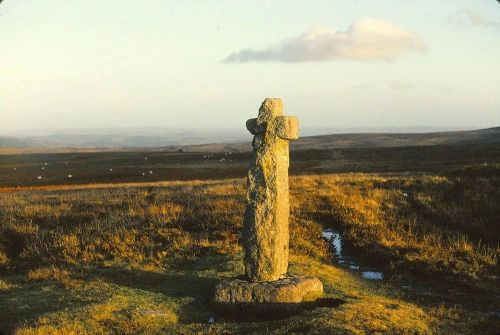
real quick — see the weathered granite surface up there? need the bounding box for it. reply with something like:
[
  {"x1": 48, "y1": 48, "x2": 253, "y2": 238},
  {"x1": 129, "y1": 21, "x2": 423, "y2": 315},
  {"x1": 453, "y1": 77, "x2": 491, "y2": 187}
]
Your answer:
[
  {"x1": 212, "y1": 275, "x2": 323, "y2": 315},
  {"x1": 243, "y1": 98, "x2": 299, "y2": 282}
]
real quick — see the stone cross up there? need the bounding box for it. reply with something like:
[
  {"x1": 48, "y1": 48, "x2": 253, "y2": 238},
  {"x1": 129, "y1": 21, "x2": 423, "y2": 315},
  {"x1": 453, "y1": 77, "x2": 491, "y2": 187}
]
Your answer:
[
  {"x1": 213, "y1": 99, "x2": 321, "y2": 313},
  {"x1": 243, "y1": 98, "x2": 299, "y2": 282}
]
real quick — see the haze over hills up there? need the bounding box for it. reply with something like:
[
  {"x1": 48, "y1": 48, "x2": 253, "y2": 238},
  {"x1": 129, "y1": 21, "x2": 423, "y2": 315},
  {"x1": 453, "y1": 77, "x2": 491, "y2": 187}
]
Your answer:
[
  {"x1": 0, "y1": 127, "x2": 494, "y2": 148},
  {"x1": 0, "y1": 128, "x2": 248, "y2": 148},
  {"x1": 0, "y1": 126, "x2": 498, "y2": 153}
]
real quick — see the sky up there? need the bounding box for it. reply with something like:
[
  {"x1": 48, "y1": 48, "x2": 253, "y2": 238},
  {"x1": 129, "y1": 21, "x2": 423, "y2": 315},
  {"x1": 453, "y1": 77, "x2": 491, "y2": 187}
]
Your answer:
[{"x1": 1, "y1": 0, "x2": 499, "y2": 132}]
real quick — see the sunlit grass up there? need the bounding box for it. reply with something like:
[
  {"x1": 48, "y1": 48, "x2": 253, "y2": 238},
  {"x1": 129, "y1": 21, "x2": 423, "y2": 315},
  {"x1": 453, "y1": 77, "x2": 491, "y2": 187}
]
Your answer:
[{"x1": 0, "y1": 172, "x2": 499, "y2": 334}]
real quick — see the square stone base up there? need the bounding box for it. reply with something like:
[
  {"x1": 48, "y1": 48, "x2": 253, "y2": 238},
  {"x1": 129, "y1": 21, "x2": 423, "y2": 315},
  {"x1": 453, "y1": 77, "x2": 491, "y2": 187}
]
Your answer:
[{"x1": 212, "y1": 275, "x2": 323, "y2": 316}]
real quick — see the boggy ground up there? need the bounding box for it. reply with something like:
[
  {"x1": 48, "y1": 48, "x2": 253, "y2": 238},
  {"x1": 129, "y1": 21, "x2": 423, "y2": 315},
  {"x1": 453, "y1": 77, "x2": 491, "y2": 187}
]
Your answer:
[{"x1": 0, "y1": 170, "x2": 499, "y2": 334}]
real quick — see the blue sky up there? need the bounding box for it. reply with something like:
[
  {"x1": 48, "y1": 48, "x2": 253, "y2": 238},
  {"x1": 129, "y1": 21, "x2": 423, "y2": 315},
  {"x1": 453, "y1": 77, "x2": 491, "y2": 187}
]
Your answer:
[{"x1": 1, "y1": 0, "x2": 499, "y2": 131}]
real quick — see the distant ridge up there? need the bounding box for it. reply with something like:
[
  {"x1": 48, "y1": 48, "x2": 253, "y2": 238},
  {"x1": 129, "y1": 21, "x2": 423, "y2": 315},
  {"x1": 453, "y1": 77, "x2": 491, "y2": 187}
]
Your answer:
[
  {"x1": 0, "y1": 136, "x2": 34, "y2": 148},
  {"x1": 291, "y1": 127, "x2": 500, "y2": 151},
  {"x1": 184, "y1": 127, "x2": 500, "y2": 152},
  {"x1": 0, "y1": 127, "x2": 499, "y2": 154}
]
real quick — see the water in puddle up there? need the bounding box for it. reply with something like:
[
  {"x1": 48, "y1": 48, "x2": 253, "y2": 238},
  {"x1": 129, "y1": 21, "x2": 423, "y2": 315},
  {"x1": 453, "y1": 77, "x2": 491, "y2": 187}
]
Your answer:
[
  {"x1": 323, "y1": 229, "x2": 384, "y2": 281},
  {"x1": 362, "y1": 271, "x2": 383, "y2": 280}
]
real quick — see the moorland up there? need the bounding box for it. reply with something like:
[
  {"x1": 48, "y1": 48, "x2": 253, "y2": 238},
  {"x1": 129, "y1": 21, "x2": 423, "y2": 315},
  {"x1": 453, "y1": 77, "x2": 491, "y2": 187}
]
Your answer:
[{"x1": 0, "y1": 139, "x2": 499, "y2": 334}]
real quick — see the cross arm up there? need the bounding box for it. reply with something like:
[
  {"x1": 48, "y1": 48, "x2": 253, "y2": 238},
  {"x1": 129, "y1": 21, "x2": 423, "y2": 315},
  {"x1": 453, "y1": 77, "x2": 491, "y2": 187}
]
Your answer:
[
  {"x1": 275, "y1": 116, "x2": 299, "y2": 140},
  {"x1": 246, "y1": 118, "x2": 265, "y2": 135}
]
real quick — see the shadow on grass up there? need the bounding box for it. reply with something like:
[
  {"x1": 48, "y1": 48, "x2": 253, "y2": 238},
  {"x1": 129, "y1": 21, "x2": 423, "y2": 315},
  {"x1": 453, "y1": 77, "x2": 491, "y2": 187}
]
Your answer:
[
  {"x1": 0, "y1": 266, "x2": 220, "y2": 333},
  {"x1": 214, "y1": 297, "x2": 346, "y2": 322},
  {"x1": 89, "y1": 265, "x2": 346, "y2": 324},
  {"x1": 91, "y1": 267, "x2": 218, "y2": 322},
  {"x1": 0, "y1": 278, "x2": 98, "y2": 334}
]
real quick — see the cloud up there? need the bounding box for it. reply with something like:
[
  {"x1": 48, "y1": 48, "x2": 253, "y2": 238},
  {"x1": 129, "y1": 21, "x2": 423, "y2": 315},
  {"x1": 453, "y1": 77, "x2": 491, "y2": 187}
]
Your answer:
[
  {"x1": 224, "y1": 19, "x2": 426, "y2": 63},
  {"x1": 448, "y1": 9, "x2": 499, "y2": 27}
]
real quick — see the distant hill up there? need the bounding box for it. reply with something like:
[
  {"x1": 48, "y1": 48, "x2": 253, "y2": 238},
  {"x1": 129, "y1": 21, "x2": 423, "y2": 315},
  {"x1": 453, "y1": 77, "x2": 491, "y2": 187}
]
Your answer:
[
  {"x1": 0, "y1": 128, "x2": 248, "y2": 148},
  {"x1": 183, "y1": 127, "x2": 500, "y2": 152},
  {"x1": 0, "y1": 127, "x2": 498, "y2": 154},
  {"x1": 0, "y1": 136, "x2": 35, "y2": 148},
  {"x1": 291, "y1": 127, "x2": 500, "y2": 150}
]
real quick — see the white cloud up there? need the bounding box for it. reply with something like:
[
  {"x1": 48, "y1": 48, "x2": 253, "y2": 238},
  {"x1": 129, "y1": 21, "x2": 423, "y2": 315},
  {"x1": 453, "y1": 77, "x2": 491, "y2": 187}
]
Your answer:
[
  {"x1": 224, "y1": 19, "x2": 426, "y2": 63},
  {"x1": 449, "y1": 9, "x2": 499, "y2": 28}
]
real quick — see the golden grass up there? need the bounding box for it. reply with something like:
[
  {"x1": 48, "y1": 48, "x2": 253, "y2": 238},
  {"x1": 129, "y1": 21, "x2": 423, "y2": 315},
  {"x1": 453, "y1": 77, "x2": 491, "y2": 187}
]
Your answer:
[
  {"x1": 14, "y1": 293, "x2": 178, "y2": 335},
  {"x1": 1, "y1": 173, "x2": 497, "y2": 281},
  {"x1": 0, "y1": 173, "x2": 499, "y2": 334},
  {"x1": 290, "y1": 174, "x2": 498, "y2": 283},
  {"x1": 6, "y1": 254, "x2": 436, "y2": 335}
]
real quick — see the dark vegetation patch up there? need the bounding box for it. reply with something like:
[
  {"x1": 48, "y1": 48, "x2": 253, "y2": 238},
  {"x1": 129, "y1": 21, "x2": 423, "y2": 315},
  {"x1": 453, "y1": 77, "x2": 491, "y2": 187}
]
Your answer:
[{"x1": 1, "y1": 144, "x2": 499, "y2": 187}]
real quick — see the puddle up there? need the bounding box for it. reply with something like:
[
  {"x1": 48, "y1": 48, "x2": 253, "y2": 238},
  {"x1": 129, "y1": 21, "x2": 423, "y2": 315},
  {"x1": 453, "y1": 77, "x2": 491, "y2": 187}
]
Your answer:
[
  {"x1": 361, "y1": 271, "x2": 383, "y2": 280},
  {"x1": 323, "y1": 229, "x2": 384, "y2": 281}
]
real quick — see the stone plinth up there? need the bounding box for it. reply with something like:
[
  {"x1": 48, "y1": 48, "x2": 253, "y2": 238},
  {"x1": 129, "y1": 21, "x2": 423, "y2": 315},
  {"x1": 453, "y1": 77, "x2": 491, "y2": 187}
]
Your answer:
[{"x1": 213, "y1": 276, "x2": 323, "y2": 316}]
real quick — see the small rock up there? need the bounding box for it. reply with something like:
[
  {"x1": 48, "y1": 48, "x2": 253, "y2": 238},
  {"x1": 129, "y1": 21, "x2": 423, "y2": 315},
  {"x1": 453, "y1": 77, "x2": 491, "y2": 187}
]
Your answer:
[
  {"x1": 135, "y1": 310, "x2": 169, "y2": 317},
  {"x1": 385, "y1": 303, "x2": 400, "y2": 310}
]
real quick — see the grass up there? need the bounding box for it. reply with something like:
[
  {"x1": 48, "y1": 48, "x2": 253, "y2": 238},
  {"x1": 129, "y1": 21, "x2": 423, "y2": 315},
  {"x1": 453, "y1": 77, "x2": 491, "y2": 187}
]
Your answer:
[
  {"x1": 1, "y1": 255, "x2": 437, "y2": 335},
  {"x1": 291, "y1": 174, "x2": 499, "y2": 286},
  {"x1": 0, "y1": 165, "x2": 499, "y2": 334}
]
